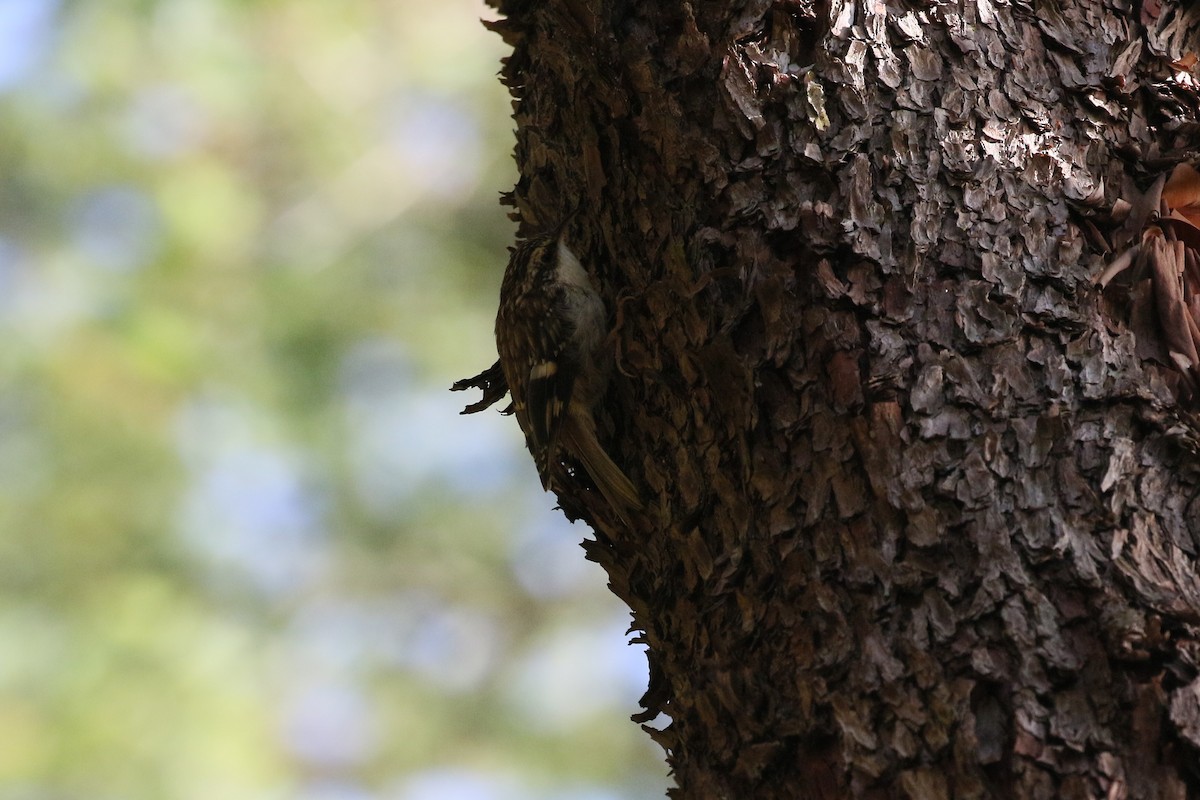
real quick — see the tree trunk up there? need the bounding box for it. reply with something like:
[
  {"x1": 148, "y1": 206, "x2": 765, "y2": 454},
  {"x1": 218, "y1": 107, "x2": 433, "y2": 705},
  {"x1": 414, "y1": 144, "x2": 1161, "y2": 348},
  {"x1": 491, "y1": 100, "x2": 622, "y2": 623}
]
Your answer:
[{"x1": 481, "y1": 2, "x2": 1200, "y2": 797}]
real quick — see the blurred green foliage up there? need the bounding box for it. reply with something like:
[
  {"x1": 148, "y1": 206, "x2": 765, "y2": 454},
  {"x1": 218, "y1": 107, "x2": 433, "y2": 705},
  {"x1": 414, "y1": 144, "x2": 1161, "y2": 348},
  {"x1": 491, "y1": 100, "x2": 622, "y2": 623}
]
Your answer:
[{"x1": 0, "y1": 1, "x2": 669, "y2": 798}]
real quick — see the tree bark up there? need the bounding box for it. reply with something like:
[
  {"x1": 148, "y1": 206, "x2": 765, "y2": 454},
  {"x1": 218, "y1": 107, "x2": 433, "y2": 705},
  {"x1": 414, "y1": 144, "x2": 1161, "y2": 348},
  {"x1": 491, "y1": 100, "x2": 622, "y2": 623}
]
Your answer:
[{"x1": 481, "y1": 2, "x2": 1200, "y2": 797}]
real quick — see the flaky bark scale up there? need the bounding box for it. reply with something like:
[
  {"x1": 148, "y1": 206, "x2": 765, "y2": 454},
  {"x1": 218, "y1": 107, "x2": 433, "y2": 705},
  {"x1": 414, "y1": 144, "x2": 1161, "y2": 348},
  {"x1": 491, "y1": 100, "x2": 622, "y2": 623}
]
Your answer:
[{"x1": 483, "y1": 2, "x2": 1200, "y2": 797}]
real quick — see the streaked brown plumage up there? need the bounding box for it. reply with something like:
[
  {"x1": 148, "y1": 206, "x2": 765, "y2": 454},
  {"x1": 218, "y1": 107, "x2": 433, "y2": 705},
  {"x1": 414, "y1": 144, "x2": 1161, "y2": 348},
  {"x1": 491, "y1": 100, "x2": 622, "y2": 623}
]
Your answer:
[{"x1": 494, "y1": 234, "x2": 642, "y2": 520}]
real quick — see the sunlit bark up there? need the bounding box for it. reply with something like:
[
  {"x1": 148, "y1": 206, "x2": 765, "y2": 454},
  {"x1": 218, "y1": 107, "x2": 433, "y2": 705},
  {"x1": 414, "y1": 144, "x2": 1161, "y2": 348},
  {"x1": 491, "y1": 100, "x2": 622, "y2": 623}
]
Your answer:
[{"x1": 483, "y1": 3, "x2": 1200, "y2": 797}]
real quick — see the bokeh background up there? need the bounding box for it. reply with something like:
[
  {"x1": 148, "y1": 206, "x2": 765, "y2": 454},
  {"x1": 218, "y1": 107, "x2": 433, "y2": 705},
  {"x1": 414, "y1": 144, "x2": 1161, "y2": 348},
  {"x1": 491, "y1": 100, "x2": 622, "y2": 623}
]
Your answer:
[{"x1": 0, "y1": 1, "x2": 670, "y2": 798}]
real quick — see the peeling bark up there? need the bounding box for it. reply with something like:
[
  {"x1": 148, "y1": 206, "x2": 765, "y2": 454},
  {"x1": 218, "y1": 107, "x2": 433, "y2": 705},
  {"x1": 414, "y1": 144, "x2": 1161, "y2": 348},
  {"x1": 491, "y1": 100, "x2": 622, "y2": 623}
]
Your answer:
[{"x1": 479, "y1": 2, "x2": 1200, "y2": 797}]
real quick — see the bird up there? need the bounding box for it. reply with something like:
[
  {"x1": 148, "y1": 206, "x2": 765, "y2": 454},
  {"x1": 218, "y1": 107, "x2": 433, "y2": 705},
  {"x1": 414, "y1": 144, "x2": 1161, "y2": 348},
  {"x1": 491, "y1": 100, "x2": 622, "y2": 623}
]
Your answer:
[{"x1": 492, "y1": 232, "x2": 642, "y2": 521}]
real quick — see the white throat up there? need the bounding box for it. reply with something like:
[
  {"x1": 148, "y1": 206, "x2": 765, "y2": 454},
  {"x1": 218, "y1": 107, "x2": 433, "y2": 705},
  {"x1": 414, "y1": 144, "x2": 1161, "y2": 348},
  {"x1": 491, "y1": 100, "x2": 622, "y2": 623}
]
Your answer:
[{"x1": 555, "y1": 240, "x2": 595, "y2": 289}]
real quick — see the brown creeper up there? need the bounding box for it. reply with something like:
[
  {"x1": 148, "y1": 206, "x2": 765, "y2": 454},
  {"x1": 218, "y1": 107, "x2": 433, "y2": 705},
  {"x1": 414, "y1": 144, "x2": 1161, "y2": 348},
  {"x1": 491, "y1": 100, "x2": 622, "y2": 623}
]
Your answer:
[{"x1": 494, "y1": 233, "x2": 642, "y2": 519}]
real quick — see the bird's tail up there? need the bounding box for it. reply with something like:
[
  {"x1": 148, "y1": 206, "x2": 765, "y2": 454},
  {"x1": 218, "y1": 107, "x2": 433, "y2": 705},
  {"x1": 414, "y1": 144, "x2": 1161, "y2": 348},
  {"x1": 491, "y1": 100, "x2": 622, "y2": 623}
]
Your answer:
[{"x1": 561, "y1": 413, "x2": 642, "y2": 523}]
